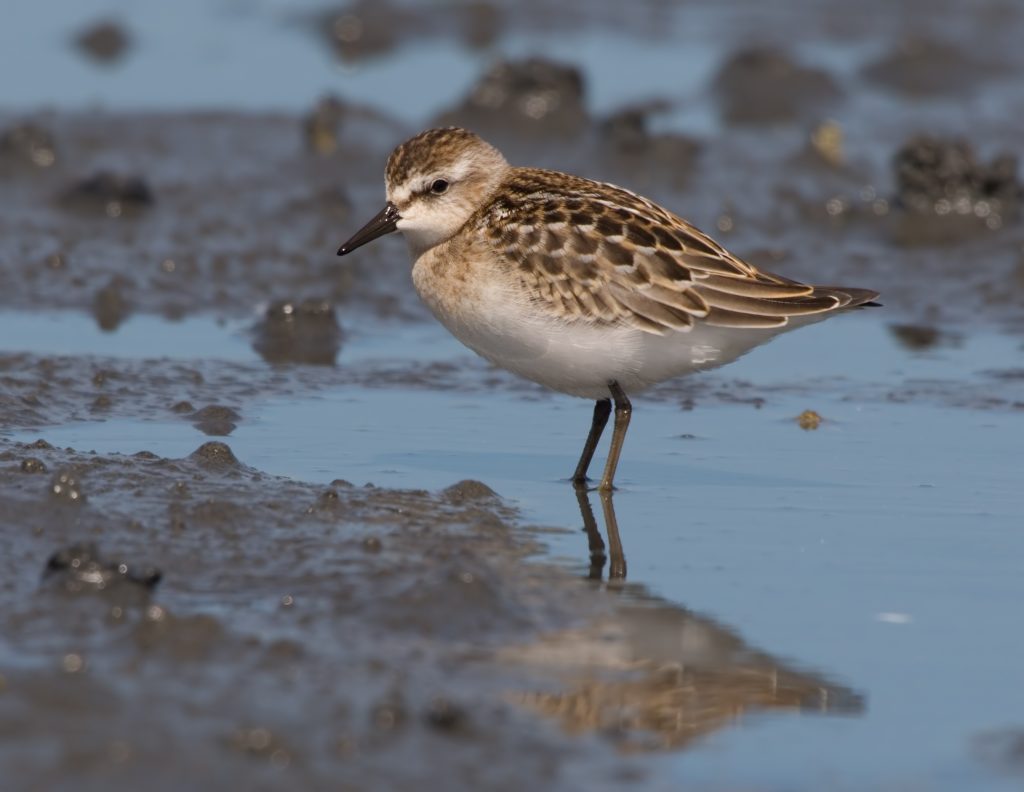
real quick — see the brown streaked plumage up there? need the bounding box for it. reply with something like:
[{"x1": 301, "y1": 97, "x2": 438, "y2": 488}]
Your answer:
[
  {"x1": 338, "y1": 127, "x2": 878, "y2": 492},
  {"x1": 477, "y1": 167, "x2": 876, "y2": 335}
]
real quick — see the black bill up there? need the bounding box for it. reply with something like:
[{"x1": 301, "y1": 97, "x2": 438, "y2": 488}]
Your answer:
[{"x1": 337, "y1": 202, "x2": 401, "y2": 255}]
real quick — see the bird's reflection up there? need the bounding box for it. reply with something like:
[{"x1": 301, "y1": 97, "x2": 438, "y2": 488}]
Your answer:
[
  {"x1": 503, "y1": 593, "x2": 865, "y2": 753},
  {"x1": 574, "y1": 485, "x2": 626, "y2": 580},
  {"x1": 502, "y1": 488, "x2": 866, "y2": 752}
]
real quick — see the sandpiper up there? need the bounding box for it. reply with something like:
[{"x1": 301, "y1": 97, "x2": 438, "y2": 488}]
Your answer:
[{"x1": 338, "y1": 127, "x2": 878, "y2": 491}]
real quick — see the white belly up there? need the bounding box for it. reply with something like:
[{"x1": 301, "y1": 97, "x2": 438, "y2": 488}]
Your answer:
[{"x1": 412, "y1": 262, "x2": 786, "y2": 400}]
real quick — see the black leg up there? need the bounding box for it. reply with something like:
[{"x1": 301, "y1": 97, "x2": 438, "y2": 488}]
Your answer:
[
  {"x1": 598, "y1": 382, "x2": 631, "y2": 492},
  {"x1": 571, "y1": 398, "x2": 611, "y2": 487}
]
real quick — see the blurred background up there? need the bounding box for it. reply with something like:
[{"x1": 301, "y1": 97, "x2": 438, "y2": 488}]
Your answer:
[{"x1": 2, "y1": 1, "x2": 1024, "y2": 790}]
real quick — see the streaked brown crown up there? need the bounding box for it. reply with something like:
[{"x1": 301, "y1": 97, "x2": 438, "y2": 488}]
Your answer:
[{"x1": 385, "y1": 127, "x2": 491, "y2": 189}]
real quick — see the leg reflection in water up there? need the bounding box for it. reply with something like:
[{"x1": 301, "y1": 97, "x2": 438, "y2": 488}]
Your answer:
[{"x1": 574, "y1": 484, "x2": 626, "y2": 580}]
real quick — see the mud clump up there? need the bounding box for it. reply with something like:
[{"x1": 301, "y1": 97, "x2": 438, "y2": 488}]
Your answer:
[
  {"x1": 252, "y1": 299, "x2": 343, "y2": 366},
  {"x1": 442, "y1": 479, "x2": 499, "y2": 504},
  {"x1": 60, "y1": 171, "x2": 154, "y2": 217},
  {"x1": 889, "y1": 324, "x2": 946, "y2": 351},
  {"x1": 189, "y1": 405, "x2": 241, "y2": 436},
  {"x1": 189, "y1": 441, "x2": 240, "y2": 470},
  {"x1": 320, "y1": 0, "x2": 403, "y2": 62},
  {"x1": 73, "y1": 20, "x2": 131, "y2": 63},
  {"x1": 44, "y1": 543, "x2": 161, "y2": 594},
  {"x1": 891, "y1": 135, "x2": 1022, "y2": 243},
  {"x1": 863, "y1": 37, "x2": 1002, "y2": 97},
  {"x1": 93, "y1": 276, "x2": 132, "y2": 331},
  {"x1": 437, "y1": 58, "x2": 587, "y2": 138},
  {"x1": 20, "y1": 458, "x2": 47, "y2": 474},
  {"x1": 0, "y1": 122, "x2": 57, "y2": 168},
  {"x1": 894, "y1": 136, "x2": 1022, "y2": 213},
  {"x1": 713, "y1": 47, "x2": 841, "y2": 125}
]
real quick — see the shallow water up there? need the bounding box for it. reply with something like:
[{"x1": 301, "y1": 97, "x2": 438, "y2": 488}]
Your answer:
[{"x1": 7, "y1": 309, "x2": 1024, "y2": 790}]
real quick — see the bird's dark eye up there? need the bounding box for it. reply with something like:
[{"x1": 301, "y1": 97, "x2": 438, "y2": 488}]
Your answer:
[{"x1": 430, "y1": 179, "x2": 449, "y2": 195}]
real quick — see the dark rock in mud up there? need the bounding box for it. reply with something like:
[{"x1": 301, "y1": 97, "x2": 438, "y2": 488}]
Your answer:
[
  {"x1": 598, "y1": 106, "x2": 700, "y2": 187},
  {"x1": 190, "y1": 405, "x2": 241, "y2": 436},
  {"x1": 862, "y1": 37, "x2": 1003, "y2": 97},
  {"x1": 890, "y1": 135, "x2": 1022, "y2": 243},
  {"x1": 60, "y1": 171, "x2": 154, "y2": 216},
  {"x1": 189, "y1": 441, "x2": 240, "y2": 470},
  {"x1": 73, "y1": 20, "x2": 131, "y2": 63},
  {"x1": 252, "y1": 298, "x2": 343, "y2": 366},
  {"x1": 0, "y1": 122, "x2": 57, "y2": 168},
  {"x1": 44, "y1": 543, "x2": 161, "y2": 593},
  {"x1": 93, "y1": 276, "x2": 132, "y2": 331},
  {"x1": 304, "y1": 95, "x2": 347, "y2": 155},
  {"x1": 713, "y1": 47, "x2": 841, "y2": 125},
  {"x1": 436, "y1": 58, "x2": 588, "y2": 138}
]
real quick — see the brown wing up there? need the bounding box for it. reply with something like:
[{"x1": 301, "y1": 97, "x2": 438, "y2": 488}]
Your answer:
[{"x1": 479, "y1": 168, "x2": 877, "y2": 335}]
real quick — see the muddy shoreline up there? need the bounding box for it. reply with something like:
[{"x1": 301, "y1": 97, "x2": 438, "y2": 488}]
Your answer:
[{"x1": 0, "y1": 433, "x2": 865, "y2": 789}]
